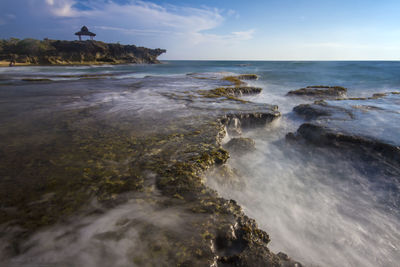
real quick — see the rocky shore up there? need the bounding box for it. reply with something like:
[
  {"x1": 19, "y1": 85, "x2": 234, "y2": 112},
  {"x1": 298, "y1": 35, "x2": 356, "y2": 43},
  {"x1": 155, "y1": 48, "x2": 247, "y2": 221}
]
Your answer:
[
  {"x1": 288, "y1": 92, "x2": 400, "y2": 164},
  {"x1": 286, "y1": 90, "x2": 400, "y2": 216},
  {"x1": 0, "y1": 38, "x2": 166, "y2": 65},
  {"x1": 3, "y1": 67, "x2": 399, "y2": 266},
  {"x1": 0, "y1": 74, "x2": 301, "y2": 266}
]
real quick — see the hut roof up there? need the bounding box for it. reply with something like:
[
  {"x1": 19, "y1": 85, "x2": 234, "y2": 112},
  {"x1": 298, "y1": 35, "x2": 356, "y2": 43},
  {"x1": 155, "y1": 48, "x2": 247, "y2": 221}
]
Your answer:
[{"x1": 75, "y1": 26, "x2": 96, "y2": 36}]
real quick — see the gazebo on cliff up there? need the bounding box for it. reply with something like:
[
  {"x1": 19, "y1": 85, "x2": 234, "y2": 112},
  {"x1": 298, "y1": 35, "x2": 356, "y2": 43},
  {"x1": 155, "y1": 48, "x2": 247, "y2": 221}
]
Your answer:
[{"x1": 75, "y1": 26, "x2": 96, "y2": 41}]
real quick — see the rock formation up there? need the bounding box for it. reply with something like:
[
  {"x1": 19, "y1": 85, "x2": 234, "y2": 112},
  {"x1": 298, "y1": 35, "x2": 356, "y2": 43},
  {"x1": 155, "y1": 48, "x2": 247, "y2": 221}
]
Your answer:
[
  {"x1": 289, "y1": 92, "x2": 400, "y2": 165},
  {"x1": 287, "y1": 85, "x2": 347, "y2": 99},
  {"x1": 0, "y1": 38, "x2": 166, "y2": 65}
]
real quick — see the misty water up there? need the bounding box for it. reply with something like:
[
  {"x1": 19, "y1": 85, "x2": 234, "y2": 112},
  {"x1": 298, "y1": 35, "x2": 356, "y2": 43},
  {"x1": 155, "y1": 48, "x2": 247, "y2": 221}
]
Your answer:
[{"x1": 1, "y1": 61, "x2": 400, "y2": 266}]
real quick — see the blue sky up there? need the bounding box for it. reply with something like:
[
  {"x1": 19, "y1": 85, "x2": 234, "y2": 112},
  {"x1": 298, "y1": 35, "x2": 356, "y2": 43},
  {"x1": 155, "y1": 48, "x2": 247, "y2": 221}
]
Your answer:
[{"x1": 1, "y1": 0, "x2": 400, "y2": 60}]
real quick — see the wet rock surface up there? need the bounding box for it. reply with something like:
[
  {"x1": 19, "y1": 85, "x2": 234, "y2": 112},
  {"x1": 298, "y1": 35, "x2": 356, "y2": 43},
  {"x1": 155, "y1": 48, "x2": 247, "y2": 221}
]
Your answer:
[
  {"x1": 288, "y1": 92, "x2": 400, "y2": 214},
  {"x1": 290, "y1": 92, "x2": 400, "y2": 162},
  {"x1": 222, "y1": 108, "x2": 281, "y2": 137},
  {"x1": 287, "y1": 85, "x2": 347, "y2": 99},
  {"x1": 237, "y1": 74, "x2": 259, "y2": 80},
  {"x1": 0, "y1": 74, "x2": 299, "y2": 266},
  {"x1": 224, "y1": 138, "x2": 256, "y2": 155},
  {"x1": 291, "y1": 123, "x2": 400, "y2": 163},
  {"x1": 203, "y1": 86, "x2": 263, "y2": 97},
  {"x1": 293, "y1": 100, "x2": 353, "y2": 120},
  {"x1": 162, "y1": 74, "x2": 279, "y2": 137}
]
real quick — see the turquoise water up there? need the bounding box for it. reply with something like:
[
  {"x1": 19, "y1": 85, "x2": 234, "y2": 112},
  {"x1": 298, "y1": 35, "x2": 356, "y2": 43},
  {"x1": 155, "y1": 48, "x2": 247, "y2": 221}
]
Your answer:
[
  {"x1": 1, "y1": 61, "x2": 400, "y2": 266},
  {"x1": 3, "y1": 60, "x2": 400, "y2": 111},
  {"x1": 3, "y1": 61, "x2": 400, "y2": 92}
]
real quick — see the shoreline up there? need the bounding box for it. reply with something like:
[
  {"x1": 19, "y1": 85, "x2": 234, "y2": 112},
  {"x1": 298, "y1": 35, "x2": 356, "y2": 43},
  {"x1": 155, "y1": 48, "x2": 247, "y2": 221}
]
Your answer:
[
  {"x1": 1, "y1": 62, "x2": 399, "y2": 266},
  {"x1": 0, "y1": 39, "x2": 166, "y2": 67},
  {"x1": 0, "y1": 73, "x2": 301, "y2": 266},
  {"x1": 0, "y1": 60, "x2": 162, "y2": 67}
]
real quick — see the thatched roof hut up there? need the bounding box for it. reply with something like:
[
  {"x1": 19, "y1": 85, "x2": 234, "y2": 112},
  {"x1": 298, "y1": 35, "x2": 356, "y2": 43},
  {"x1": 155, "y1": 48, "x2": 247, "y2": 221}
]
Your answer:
[{"x1": 75, "y1": 26, "x2": 96, "y2": 40}]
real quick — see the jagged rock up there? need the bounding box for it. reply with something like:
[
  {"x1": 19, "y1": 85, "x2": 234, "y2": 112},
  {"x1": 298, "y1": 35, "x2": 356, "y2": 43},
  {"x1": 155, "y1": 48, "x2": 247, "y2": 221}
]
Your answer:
[
  {"x1": 290, "y1": 123, "x2": 400, "y2": 164},
  {"x1": 207, "y1": 87, "x2": 262, "y2": 97},
  {"x1": 222, "y1": 108, "x2": 281, "y2": 136},
  {"x1": 193, "y1": 80, "x2": 279, "y2": 136},
  {"x1": 287, "y1": 85, "x2": 347, "y2": 99},
  {"x1": 289, "y1": 92, "x2": 400, "y2": 165},
  {"x1": 224, "y1": 137, "x2": 256, "y2": 155},
  {"x1": 226, "y1": 117, "x2": 243, "y2": 136},
  {"x1": 0, "y1": 70, "x2": 300, "y2": 266}
]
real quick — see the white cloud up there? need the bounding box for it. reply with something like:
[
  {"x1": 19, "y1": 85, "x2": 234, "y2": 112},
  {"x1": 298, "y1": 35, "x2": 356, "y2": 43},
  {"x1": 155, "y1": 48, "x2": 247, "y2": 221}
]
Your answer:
[
  {"x1": 42, "y1": 0, "x2": 252, "y2": 46},
  {"x1": 0, "y1": 0, "x2": 253, "y2": 59},
  {"x1": 45, "y1": 0, "x2": 77, "y2": 17}
]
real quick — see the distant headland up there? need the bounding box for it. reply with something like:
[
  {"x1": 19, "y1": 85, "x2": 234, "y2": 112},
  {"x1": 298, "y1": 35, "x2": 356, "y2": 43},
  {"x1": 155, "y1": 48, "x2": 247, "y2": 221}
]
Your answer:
[{"x1": 0, "y1": 37, "x2": 166, "y2": 66}]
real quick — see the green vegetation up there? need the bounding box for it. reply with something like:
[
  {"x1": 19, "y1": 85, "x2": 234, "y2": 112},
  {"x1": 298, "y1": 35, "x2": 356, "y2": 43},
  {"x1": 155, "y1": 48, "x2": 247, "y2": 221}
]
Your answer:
[
  {"x1": 0, "y1": 38, "x2": 166, "y2": 65},
  {"x1": 196, "y1": 75, "x2": 262, "y2": 103},
  {"x1": 222, "y1": 76, "x2": 244, "y2": 86}
]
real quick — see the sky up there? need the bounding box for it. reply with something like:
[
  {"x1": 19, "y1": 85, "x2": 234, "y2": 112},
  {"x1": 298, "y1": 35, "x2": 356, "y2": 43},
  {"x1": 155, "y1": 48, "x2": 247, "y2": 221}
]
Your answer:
[{"x1": 1, "y1": 0, "x2": 400, "y2": 60}]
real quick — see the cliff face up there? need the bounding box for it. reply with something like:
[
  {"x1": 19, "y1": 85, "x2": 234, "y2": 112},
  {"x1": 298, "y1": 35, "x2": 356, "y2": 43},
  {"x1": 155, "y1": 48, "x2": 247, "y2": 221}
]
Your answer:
[{"x1": 0, "y1": 38, "x2": 166, "y2": 65}]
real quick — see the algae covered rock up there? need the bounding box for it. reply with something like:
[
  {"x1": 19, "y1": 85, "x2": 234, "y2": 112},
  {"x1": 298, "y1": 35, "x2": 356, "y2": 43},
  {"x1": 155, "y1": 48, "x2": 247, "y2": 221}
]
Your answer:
[
  {"x1": 0, "y1": 70, "x2": 301, "y2": 266},
  {"x1": 209, "y1": 164, "x2": 245, "y2": 189},
  {"x1": 207, "y1": 86, "x2": 262, "y2": 97}
]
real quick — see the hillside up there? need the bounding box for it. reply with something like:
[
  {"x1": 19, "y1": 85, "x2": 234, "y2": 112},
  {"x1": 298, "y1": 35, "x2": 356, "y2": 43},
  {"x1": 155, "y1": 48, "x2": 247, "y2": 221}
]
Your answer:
[{"x1": 0, "y1": 38, "x2": 166, "y2": 65}]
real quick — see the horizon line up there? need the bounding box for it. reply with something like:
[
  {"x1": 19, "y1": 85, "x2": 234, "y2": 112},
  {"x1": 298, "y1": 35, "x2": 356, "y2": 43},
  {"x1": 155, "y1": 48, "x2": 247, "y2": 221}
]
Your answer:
[{"x1": 160, "y1": 59, "x2": 400, "y2": 62}]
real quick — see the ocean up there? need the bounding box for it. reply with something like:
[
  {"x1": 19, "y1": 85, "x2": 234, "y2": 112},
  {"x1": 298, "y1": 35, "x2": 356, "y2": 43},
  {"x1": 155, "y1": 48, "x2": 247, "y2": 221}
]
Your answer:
[{"x1": 0, "y1": 61, "x2": 399, "y2": 266}]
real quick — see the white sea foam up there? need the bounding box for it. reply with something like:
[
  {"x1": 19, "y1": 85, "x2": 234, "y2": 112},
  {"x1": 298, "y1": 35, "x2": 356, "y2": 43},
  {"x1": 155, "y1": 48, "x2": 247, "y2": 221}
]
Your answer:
[
  {"x1": 208, "y1": 114, "x2": 400, "y2": 267},
  {"x1": 1, "y1": 199, "x2": 193, "y2": 267}
]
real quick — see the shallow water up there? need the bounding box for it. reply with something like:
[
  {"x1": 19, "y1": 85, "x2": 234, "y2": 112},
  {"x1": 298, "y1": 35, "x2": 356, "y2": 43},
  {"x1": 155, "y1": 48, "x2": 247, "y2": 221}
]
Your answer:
[
  {"x1": 1, "y1": 61, "x2": 400, "y2": 266},
  {"x1": 209, "y1": 118, "x2": 400, "y2": 266}
]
